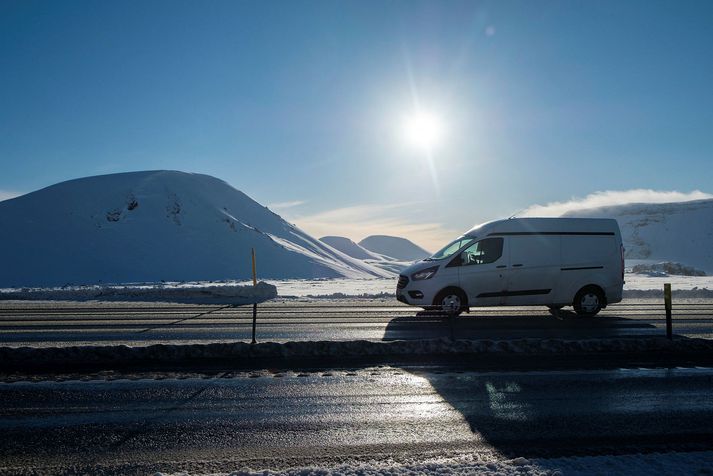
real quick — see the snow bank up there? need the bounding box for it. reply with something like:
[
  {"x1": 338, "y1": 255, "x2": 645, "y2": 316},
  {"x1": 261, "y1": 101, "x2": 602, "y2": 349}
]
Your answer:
[
  {"x1": 0, "y1": 281, "x2": 277, "y2": 304},
  {"x1": 631, "y1": 261, "x2": 706, "y2": 276},
  {"x1": 0, "y1": 277, "x2": 399, "y2": 300},
  {"x1": 3, "y1": 337, "x2": 712, "y2": 370},
  {"x1": 624, "y1": 288, "x2": 713, "y2": 298},
  {"x1": 623, "y1": 273, "x2": 713, "y2": 297},
  {"x1": 155, "y1": 450, "x2": 713, "y2": 475}
]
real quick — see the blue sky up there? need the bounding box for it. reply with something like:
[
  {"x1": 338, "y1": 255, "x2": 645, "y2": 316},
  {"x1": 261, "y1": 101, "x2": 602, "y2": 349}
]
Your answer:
[{"x1": 1, "y1": 0, "x2": 712, "y2": 249}]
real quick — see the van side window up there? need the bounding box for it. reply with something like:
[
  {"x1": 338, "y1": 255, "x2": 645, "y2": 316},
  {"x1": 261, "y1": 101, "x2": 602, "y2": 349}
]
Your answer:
[{"x1": 460, "y1": 238, "x2": 504, "y2": 266}]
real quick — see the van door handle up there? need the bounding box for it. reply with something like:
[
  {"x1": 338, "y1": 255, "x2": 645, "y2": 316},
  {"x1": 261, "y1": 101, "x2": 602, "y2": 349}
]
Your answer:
[
  {"x1": 496, "y1": 265, "x2": 506, "y2": 269},
  {"x1": 512, "y1": 264, "x2": 523, "y2": 267}
]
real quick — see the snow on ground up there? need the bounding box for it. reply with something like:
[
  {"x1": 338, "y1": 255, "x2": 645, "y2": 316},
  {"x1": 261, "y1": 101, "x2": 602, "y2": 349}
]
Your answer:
[
  {"x1": 257, "y1": 277, "x2": 396, "y2": 297},
  {"x1": 266, "y1": 273, "x2": 713, "y2": 298},
  {"x1": 0, "y1": 281, "x2": 277, "y2": 304},
  {"x1": 3, "y1": 272, "x2": 713, "y2": 301},
  {"x1": 156, "y1": 450, "x2": 713, "y2": 475},
  {"x1": 624, "y1": 273, "x2": 713, "y2": 290},
  {"x1": 0, "y1": 277, "x2": 397, "y2": 301},
  {"x1": 259, "y1": 273, "x2": 713, "y2": 298}
]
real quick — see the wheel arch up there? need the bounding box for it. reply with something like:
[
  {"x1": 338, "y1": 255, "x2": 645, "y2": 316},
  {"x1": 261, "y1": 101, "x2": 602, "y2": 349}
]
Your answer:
[
  {"x1": 573, "y1": 283, "x2": 607, "y2": 307},
  {"x1": 432, "y1": 286, "x2": 469, "y2": 307}
]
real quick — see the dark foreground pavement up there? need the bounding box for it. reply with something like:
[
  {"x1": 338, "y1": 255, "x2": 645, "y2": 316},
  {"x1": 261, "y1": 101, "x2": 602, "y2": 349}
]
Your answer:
[{"x1": 1, "y1": 365, "x2": 712, "y2": 475}]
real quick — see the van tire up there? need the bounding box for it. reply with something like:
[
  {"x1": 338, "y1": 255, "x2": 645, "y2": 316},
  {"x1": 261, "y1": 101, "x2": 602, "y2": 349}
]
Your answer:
[
  {"x1": 573, "y1": 286, "x2": 604, "y2": 317},
  {"x1": 434, "y1": 287, "x2": 467, "y2": 317}
]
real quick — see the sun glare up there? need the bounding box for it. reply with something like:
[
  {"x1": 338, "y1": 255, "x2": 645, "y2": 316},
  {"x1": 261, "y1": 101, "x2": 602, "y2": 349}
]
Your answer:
[{"x1": 401, "y1": 111, "x2": 444, "y2": 151}]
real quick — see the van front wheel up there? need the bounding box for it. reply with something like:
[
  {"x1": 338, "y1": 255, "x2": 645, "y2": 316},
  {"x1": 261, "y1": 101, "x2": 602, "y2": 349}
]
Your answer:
[
  {"x1": 434, "y1": 288, "x2": 467, "y2": 317},
  {"x1": 573, "y1": 286, "x2": 604, "y2": 317}
]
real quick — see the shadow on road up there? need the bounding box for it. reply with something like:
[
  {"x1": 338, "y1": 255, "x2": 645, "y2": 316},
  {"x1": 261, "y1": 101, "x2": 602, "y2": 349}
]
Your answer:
[
  {"x1": 382, "y1": 308, "x2": 659, "y2": 341},
  {"x1": 410, "y1": 366, "x2": 713, "y2": 458},
  {"x1": 379, "y1": 307, "x2": 710, "y2": 456},
  {"x1": 136, "y1": 304, "x2": 235, "y2": 334}
]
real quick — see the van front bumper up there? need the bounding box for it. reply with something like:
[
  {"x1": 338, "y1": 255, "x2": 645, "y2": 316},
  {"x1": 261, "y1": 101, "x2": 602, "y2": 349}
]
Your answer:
[
  {"x1": 397, "y1": 275, "x2": 430, "y2": 305},
  {"x1": 397, "y1": 290, "x2": 426, "y2": 305}
]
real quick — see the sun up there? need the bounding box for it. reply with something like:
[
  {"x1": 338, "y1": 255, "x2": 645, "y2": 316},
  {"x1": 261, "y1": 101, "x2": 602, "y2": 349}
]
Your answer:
[{"x1": 401, "y1": 111, "x2": 444, "y2": 151}]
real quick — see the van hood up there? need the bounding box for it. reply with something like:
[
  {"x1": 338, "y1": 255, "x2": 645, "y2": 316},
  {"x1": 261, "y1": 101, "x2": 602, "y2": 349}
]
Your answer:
[{"x1": 400, "y1": 259, "x2": 440, "y2": 277}]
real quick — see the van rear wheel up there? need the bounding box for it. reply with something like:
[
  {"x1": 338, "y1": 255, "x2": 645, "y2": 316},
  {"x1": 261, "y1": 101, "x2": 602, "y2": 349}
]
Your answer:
[
  {"x1": 434, "y1": 288, "x2": 466, "y2": 317},
  {"x1": 573, "y1": 286, "x2": 604, "y2": 317}
]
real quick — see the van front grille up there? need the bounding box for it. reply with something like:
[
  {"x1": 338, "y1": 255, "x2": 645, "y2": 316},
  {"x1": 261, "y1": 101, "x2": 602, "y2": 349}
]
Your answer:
[{"x1": 397, "y1": 275, "x2": 409, "y2": 289}]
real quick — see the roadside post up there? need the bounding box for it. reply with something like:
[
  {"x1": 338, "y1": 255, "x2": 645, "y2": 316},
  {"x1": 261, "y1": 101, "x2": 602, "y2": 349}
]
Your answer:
[
  {"x1": 664, "y1": 283, "x2": 672, "y2": 340},
  {"x1": 251, "y1": 248, "x2": 257, "y2": 344}
]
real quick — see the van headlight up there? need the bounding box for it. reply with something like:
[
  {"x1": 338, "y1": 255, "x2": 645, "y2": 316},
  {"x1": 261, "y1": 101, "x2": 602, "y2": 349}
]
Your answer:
[{"x1": 412, "y1": 266, "x2": 438, "y2": 280}]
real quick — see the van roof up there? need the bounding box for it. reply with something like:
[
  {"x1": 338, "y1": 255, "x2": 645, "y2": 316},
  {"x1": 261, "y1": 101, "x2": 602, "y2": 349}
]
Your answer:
[{"x1": 465, "y1": 217, "x2": 620, "y2": 238}]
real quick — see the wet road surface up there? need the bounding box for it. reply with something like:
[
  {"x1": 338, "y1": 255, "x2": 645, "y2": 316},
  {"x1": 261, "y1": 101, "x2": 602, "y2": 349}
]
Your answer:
[
  {"x1": 0, "y1": 298, "x2": 711, "y2": 347},
  {"x1": 1, "y1": 365, "x2": 712, "y2": 474}
]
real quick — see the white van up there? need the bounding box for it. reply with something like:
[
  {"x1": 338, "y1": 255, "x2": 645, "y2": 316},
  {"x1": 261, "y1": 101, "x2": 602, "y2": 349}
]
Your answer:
[{"x1": 397, "y1": 218, "x2": 624, "y2": 316}]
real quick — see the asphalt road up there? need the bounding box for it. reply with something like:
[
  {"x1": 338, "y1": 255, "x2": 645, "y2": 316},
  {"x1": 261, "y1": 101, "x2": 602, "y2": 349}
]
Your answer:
[
  {"x1": 1, "y1": 365, "x2": 712, "y2": 474},
  {"x1": 0, "y1": 298, "x2": 711, "y2": 347}
]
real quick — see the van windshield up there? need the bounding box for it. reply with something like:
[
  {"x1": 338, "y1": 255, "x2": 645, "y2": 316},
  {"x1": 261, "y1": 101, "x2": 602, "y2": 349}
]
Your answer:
[{"x1": 428, "y1": 237, "x2": 475, "y2": 260}]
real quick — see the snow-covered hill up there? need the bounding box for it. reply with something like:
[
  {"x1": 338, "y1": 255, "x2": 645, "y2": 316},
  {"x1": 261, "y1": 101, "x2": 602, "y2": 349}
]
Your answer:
[
  {"x1": 319, "y1": 236, "x2": 388, "y2": 261},
  {"x1": 359, "y1": 235, "x2": 431, "y2": 261},
  {"x1": 560, "y1": 198, "x2": 713, "y2": 273},
  {"x1": 319, "y1": 235, "x2": 412, "y2": 274},
  {"x1": 0, "y1": 171, "x2": 393, "y2": 287}
]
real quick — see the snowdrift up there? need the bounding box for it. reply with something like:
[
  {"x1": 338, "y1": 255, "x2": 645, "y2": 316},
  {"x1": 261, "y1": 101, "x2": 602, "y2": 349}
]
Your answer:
[{"x1": 0, "y1": 171, "x2": 393, "y2": 287}]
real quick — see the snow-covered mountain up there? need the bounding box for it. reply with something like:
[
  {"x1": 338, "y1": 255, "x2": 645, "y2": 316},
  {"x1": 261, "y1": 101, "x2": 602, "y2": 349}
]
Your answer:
[
  {"x1": 359, "y1": 235, "x2": 431, "y2": 261},
  {"x1": 319, "y1": 235, "x2": 412, "y2": 274},
  {"x1": 319, "y1": 236, "x2": 388, "y2": 261},
  {"x1": 0, "y1": 171, "x2": 393, "y2": 287},
  {"x1": 560, "y1": 198, "x2": 713, "y2": 273}
]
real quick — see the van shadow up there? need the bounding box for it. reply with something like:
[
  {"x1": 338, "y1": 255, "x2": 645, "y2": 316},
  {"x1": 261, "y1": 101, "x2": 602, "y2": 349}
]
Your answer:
[
  {"x1": 382, "y1": 309, "x2": 694, "y2": 457},
  {"x1": 382, "y1": 308, "x2": 658, "y2": 341},
  {"x1": 402, "y1": 365, "x2": 709, "y2": 458}
]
